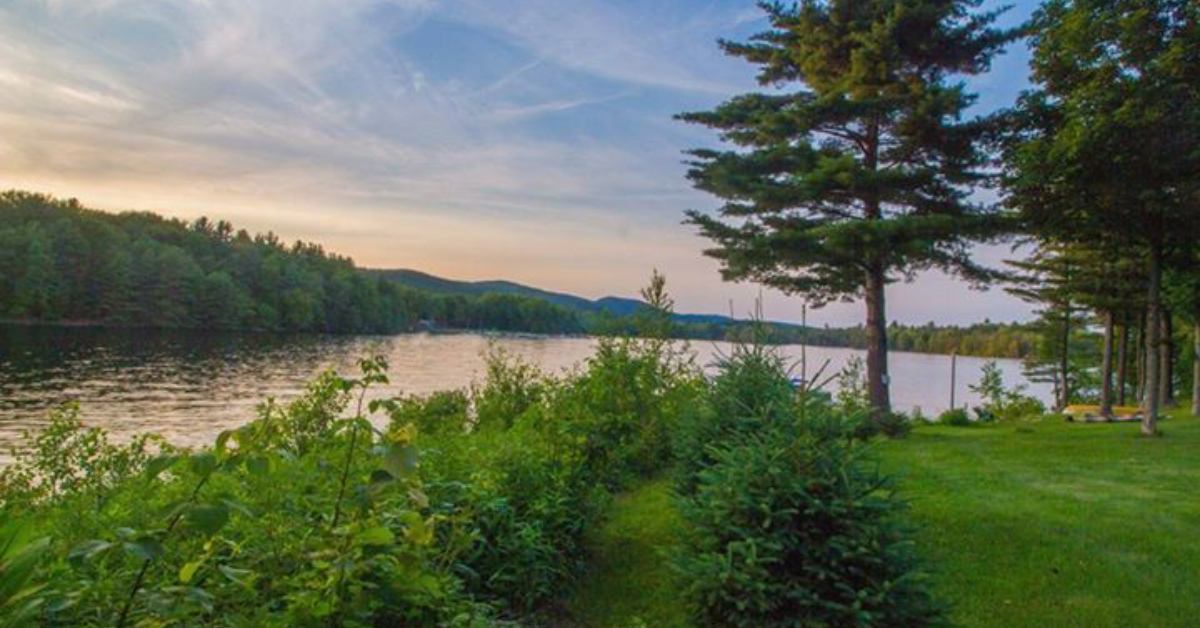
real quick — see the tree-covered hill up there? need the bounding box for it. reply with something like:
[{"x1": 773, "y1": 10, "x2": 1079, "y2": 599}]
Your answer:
[
  {"x1": 0, "y1": 190, "x2": 1036, "y2": 357},
  {"x1": 372, "y1": 268, "x2": 730, "y2": 324},
  {"x1": 0, "y1": 191, "x2": 582, "y2": 335}
]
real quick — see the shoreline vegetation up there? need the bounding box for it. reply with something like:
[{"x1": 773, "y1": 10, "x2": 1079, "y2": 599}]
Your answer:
[
  {"x1": 0, "y1": 315, "x2": 1036, "y2": 361},
  {"x1": 0, "y1": 335, "x2": 943, "y2": 625},
  {"x1": 3, "y1": 337, "x2": 1194, "y2": 626},
  {"x1": 0, "y1": 190, "x2": 1038, "y2": 359}
]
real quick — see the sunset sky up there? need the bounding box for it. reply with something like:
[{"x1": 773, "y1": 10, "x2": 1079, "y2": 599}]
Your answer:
[{"x1": 0, "y1": 0, "x2": 1041, "y2": 326}]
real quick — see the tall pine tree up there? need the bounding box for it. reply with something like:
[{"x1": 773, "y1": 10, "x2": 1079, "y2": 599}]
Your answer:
[
  {"x1": 680, "y1": 0, "x2": 1016, "y2": 421},
  {"x1": 1008, "y1": 0, "x2": 1199, "y2": 434}
]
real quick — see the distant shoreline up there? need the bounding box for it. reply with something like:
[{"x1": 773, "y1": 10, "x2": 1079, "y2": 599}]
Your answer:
[{"x1": 0, "y1": 319, "x2": 1029, "y2": 361}]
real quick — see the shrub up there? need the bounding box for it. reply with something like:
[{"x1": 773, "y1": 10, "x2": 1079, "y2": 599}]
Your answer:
[
  {"x1": 388, "y1": 389, "x2": 470, "y2": 436},
  {"x1": 831, "y1": 356, "x2": 912, "y2": 439},
  {"x1": 673, "y1": 349, "x2": 941, "y2": 627},
  {"x1": 937, "y1": 407, "x2": 972, "y2": 426},
  {"x1": 875, "y1": 411, "x2": 913, "y2": 438},
  {"x1": 418, "y1": 418, "x2": 601, "y2": 614},
  {"x1": 472, "y1": 345, "x2": 547, "y2": 430},
  {"x1": 971, "y1": 361, "x2": 1046, "y2": 422},
  {"x1": 0, "y1": 403, "x2": 166, "y2": 511},
  {"x1": 834, "y1": 355, "x2": 871, "y2": 419},
  {"x1": 673, "y1": 415, "x2": 941, "y2": 627},
  {"x1": 389, "y1": 339, "x2": 701, "y2": 613},
  {"x1": 0, "y1": 358, "x2": 490, "y2": 626},
  {"x1": 549, "y1": 337, "x2": 700, "y2": 489},
  {"x1": 673, "y1": 344, "x2": 795, "y2": 496}
]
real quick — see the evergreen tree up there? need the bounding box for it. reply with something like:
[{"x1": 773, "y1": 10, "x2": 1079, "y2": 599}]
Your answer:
[
  {"x1": 97, "y1": 247, "x2": 135, "y2": 325},
  {"x1": 1165, "y1": 266, "x2": 1200, "y2": 417},
  {"x1": 12, "y1": 227, "x2": 58, "y2": 320},
  {"x1": 680, "y1": 0, "x2": 1017, "y2": 422},
  {"x1": 1006, "y1": 243, "x2": 1091, "y2": 408},
  {"x1": 1009, "y1": 0, "x2": 1199, "y2": 434},
  {"x1": 636, "y1": 268, "x2": 676, "y2": 340}
]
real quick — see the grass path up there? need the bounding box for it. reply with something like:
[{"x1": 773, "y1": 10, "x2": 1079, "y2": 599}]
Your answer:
[{"x1": 561, "y1": 477, "x2": 691, "y2": 627}]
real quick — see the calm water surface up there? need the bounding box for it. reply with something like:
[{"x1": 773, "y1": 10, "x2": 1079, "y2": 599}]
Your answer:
[{"x1": 0, "y1": 325, "x2": 1051, "y2": 455}]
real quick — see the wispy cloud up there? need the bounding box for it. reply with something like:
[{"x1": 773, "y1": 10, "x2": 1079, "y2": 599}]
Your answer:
[{"x1": 0, "y1": 0, "x2": 1039, "y2": 324}]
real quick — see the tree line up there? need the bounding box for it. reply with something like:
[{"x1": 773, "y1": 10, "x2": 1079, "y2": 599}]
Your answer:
[
  {"x1": 2, "y1": 190, "x2": 1039, "y2": 357},
  {"x1": 682, "y1": 0, "x2": 1197, "y2": 434},
  {"x1": 0, "y1": 191, "x2": 582, "y2": 335}
]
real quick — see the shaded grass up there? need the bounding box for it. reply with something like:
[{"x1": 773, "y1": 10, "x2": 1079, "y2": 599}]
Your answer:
[
  {"x1": 876, "y1": 413, "x2": 1200, "y2": 627},
  {"x1": 561, "y1": 477, "x2": 691, "y2": 627}
]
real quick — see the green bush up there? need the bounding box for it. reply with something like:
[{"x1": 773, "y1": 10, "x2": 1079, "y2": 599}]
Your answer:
[
  {"x1": 937, "y1": 407, "x2": 972, "y2": 426},
  {"x1": 674, "y1": 344, "x2": 795, "y2": 496},
  {"x1": 832, "y1": 356, "x2": 911, "y2": 439},
  {"x1": 472, "y1": 345, "x2": 548, "y2": 430},
  {"x1": 971, "y1": 361, "x2": 1046, "y2": 422},
  {"x1": 549, "y1": 337, "x2": 700, "y2": 489},
  {"x1": 417, "y1": 416, "x2": 601, "y2": 614},
  {"x1": 388, "y1": 389, "x2": 470, "y2": 436},
  {"x1": 1, "y1": 349, "x2": 632, "y2": 625},
  {"x1": 675, "y1": 422, "x2": 941, "y2": 626},
  {"x1": 673, "y1": 350, "x2": 941, "y2": 627}
]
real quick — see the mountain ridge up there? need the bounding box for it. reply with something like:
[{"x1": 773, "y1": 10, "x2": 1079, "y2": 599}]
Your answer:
[{"x1": 368, "y1": 268, "x2": 740, "y2": 325}]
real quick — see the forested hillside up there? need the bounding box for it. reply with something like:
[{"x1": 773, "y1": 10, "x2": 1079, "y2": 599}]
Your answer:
[
  {"x1": 0, "y1": 190, "x2": 1035, "y2": 357},
  {"x1": 0, "y1": 191, "x2": 581, "y2": 334}
]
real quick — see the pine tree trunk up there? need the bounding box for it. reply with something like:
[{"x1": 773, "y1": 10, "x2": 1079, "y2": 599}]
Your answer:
[
  {"x1": 1059, "y1": 302, "x2": 1071, "y2": 410},
  {"x1": 1100, "y1": 310, "x2": 1114, "y2": 416},
  {"x1": 1142, "y1": 246, "x2": 1161, "y2": 436},
  {"x1": 1117, "y1": 313, "x2": 1129, "y2": 407},
  {"x1": 1161, "y1": 312, "x2": 1175, "y2": 406},
  {"x1": 861, "y1": 117, "x2": 890, "y2": 426},
  {"x1": 1192, "y1": 320, "x2": 1200, "y2": 417},
  {"x1": 1136, "y1": 310, "x2": 1147, "y2": 403},
  {"x1": 864, "y1": 264, "x2": 891, "y2": 422}
]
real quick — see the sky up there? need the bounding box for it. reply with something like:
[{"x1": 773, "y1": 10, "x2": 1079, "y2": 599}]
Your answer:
[{"x1": 0, "y1": 0, "x2": 1043, "y2": 326}]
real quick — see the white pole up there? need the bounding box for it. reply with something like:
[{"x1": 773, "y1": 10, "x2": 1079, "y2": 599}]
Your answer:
[{"x1": 950, "y1": 350, "x2": 958, "y2": 410}]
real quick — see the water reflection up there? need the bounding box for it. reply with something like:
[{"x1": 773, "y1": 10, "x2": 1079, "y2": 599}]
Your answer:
[{"x1": 0, "y1": 325, "x2": 1051, "y2": 455}]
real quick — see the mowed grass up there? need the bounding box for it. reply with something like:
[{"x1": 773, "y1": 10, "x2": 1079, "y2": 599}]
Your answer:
[
  {"x1": 877, "y1": 413, "x2": 1200, "y2": 627},
  {"x1": 561, "y1": 477, "x2": 691, "y2": 627}
]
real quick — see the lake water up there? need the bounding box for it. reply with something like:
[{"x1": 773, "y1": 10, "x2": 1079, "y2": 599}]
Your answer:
[{"x1": 0, "y1": 325, "x2": 1052, "y2": 456}]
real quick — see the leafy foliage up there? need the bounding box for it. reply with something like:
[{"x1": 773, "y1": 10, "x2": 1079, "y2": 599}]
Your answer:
[
  {"x1": 0, "y1": 339, "x2": 699, "y2": 624},
  {"x1": 970, "y1": 361, "x2": 1046, "y2": 422},
  {"x1": 672, "y1": 348, "x2": 941, "y2": 626},
  {"x1": 937, "y1": 407, "x2": 972, "y2": 427}
]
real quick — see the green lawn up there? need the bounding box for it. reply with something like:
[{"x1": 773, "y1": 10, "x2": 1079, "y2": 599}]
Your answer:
[
  {"x1": 561, "y1": 477, "x2": 690, "y2": 628},
  {"x1": 877, "y1": 413, "x2": 1200, "y2": 627},
  {"x1": 562, "y1": 415, "x2": 1199, "y2": 627}
]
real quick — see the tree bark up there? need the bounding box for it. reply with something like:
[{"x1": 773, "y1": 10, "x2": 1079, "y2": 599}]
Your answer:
[
  {"x1": 1117, "y1": 313, "x2": 1129, "y2": 407},
  {"x1": 1142, "y1": 246, "x2": 1162, "y2": 436},
  {"x1": 861, "y1": 116, "x2": 890, "y2": 425},
  {"x1": 1192, "y1": 320, "x2": 1200, "y2": 417},
  {"x1": 1059, "y1": 300, "x2": 1072, "y2": 410},
  {"x1": 1136, "y1": 310, "x2": 1147, "y2": 403},
  {"x1": 1161, "y1": 311, "x2": 1175, "y2": 406},
  {"x1": 864, "y1": 264, "x2": 891, "y2": 422},
  {"x1": 1100, "y1": 310, "x2": 1115, "y2": 416}
]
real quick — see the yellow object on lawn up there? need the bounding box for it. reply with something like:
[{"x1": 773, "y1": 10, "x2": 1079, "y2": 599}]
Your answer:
[{"x1": 1063, "y1": 404, "x2": 1143, "y2": 423}]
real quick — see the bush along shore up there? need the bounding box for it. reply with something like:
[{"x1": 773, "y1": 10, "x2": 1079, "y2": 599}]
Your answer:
[{"x1": 0, "y1": 335, "x2": 938, "y2": 626}]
